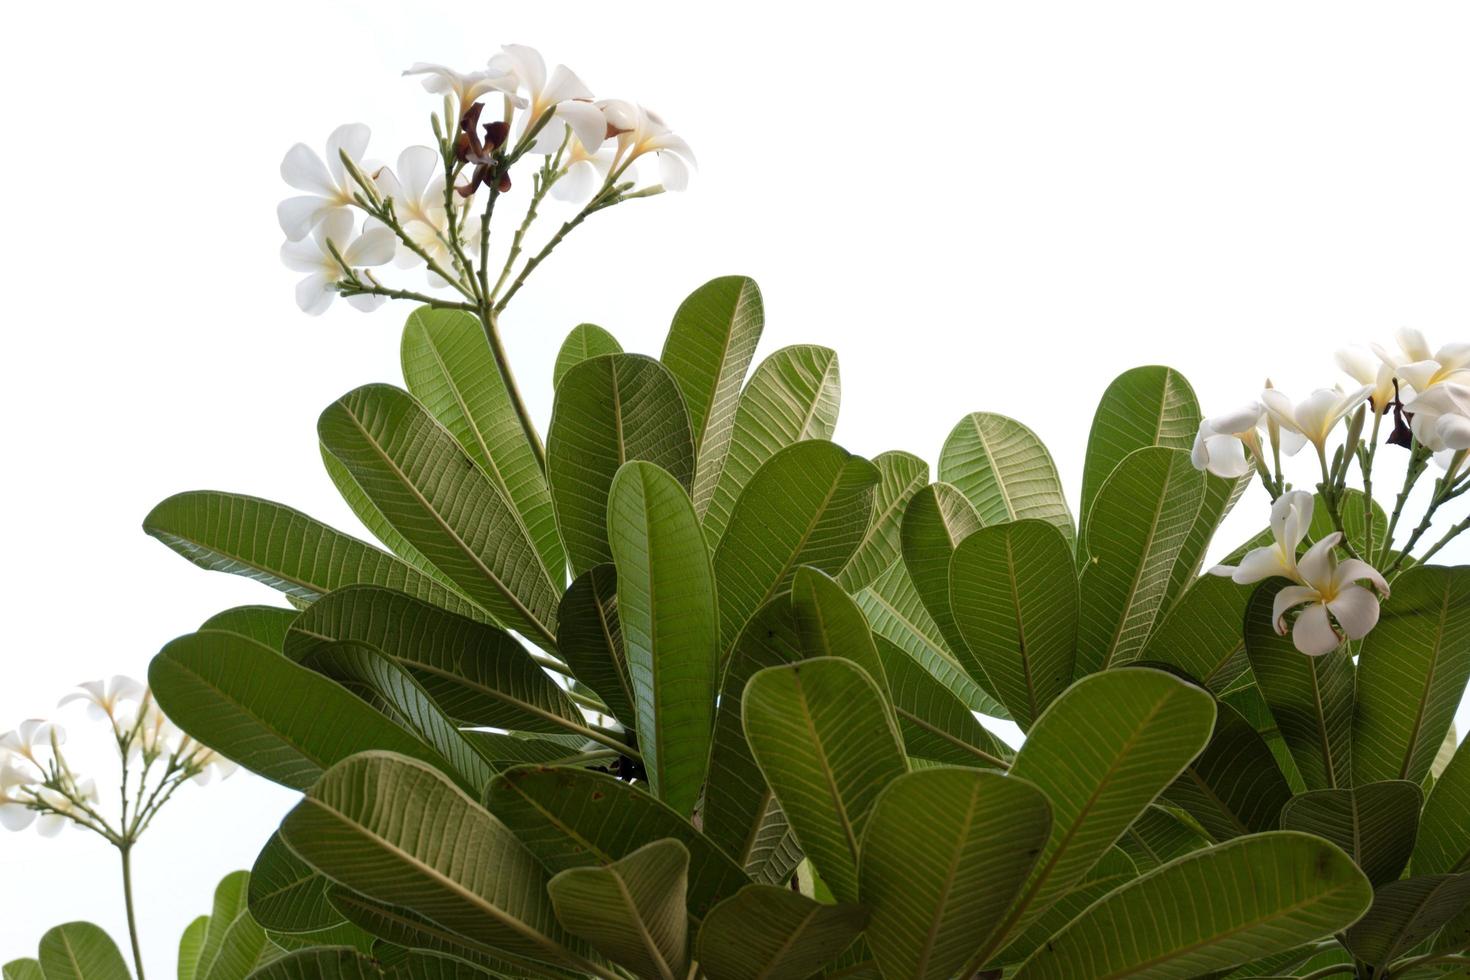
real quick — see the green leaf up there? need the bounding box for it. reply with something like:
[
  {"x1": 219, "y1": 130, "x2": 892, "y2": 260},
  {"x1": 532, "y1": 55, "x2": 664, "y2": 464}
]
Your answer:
[
  {"x1": 177, "y1": 918, "x2": 207, "y2": 980},
  {"x1": 1342, "y1": 872, "x2": 1470, "y2": 967},
  {"x1": 997, "y1": 848, "x2": 1139, "y2": 966},
  {"x1": 1244, "y1": 581, "x2": 1355, "y2": 789},
  {"x1": 195, "y1": 871, "x2": 272, "y2": 980},
  {"x1": 1137, "y1": 574, "x2": 1252, "y2": 693},
  {"x1": 402, "y1": 307, "x2": 565, "y2": 583},
  {"x1": 703, "y1": 581, "x2": 892, "y2": 879},
  {"x1": 713, "y1": 441, "x2": 878, "y2": 658},
  {"x1": 837, "y1": 451, "x2": 929, "y2": 593},
  {"x1": 1076, "y1": 447, "x2": 1207, "y2": 674},
  {"x1": 949, "y1": 519, "x2": 1077, "y2": 729},
  {"x1": 1280, "y1": 781, "x2": 1421, "y2": 887},
  {"x1": 198, "y1": 606, "x2": 298, "y2": 650},
  {"x1": 939, "y1": 412, "x2": 1074, "y2": 548},
  {"x1": 248, "y1": 832, "x2": 341, "y2": 934},
  {"x1": 741, "y1": 657, "x2": 908, "y2": 903},
  {"x1": 142, "y1": 491, "x2": 482, "y2": 620},
  {"x1": 283, "y1": 585, "x2": 583, "y2": 736},
  {"x1": 1415, "y1": 733, "x2": 1470, "y2": 875},
  {"x1": 1162, "y1": 700, "x2": 1293, "y2": 841},
  {"x1": 1012, "y1": 832, "x2": 1372, "y2": 980},
  {"x1": 1117, "y1": 808, "x2": 1211, "y2": 873},
  {"x1": 547, "y1": 353, "x2": 695, "y2": 577},
  {"x1": 1352, "y1": 564, "x2": 1470, "y2": 786},
  {"x1": 150, "y1": 630, "x2": 451, "y2": 790},
  {"x1": 899, "y1": 483, "x2": 983, "y2": 667},
  {"x1": 3, "y1": 962, "x2": 43, "y2": 980},
  {"x1": 860, "y1": 768, "x2": 1051, "y2": 980},
  {"x1": 701, "y1": 345, "x2": 840, "y2": 538},
  {"x1": 976, "y1": 668, "x2": 1217, "y2": 958},
  {"x1": 556, "y1": 565, "x2": 633, "y2": 728},
  {"x1": 37, "y1": 924, "x2": 130, "y2": 980},
  {"x1": 486, "y1": 765, "x2": 747, "y2": 921},
  {"x1": 321, "y1": 447, "x2": 452, "y2": 587},
  {"x1": 1163, "y1": 472, "x2": 1251, "y2": 612},
  {"x1": 244, "y1": 947, "x2": 489, "y2": 980},
  {"x1": 460, "y1": 732, "x2": 596, "y2": 767},
  {"x1": 297, "y1": 640, "x2": 494, "y2": 795},
  {"x1": 548, "y1": 839, "x2": 690, "y2": 980},
  {"x1": 695, "y1": 886, "x2": 867, "y2": 980},
  {"x1": 554, "y1": 322, "x2": 623, "y2": 390},
  {"x1": 319, "y1": 383, "x2": 561, "y2": 650},
  {"x1": 607, "y1": 461, "x2": 718, "y2": 816},
  {"x1": 853, "y1": 560, "x2": 1009, "y2": 719},
  {"x1": 278, "y1": 751, "x2": 595, "y2": 975},
  {"x1": 661, "y1": 276, "x2": 764, "y2": 506},
  {"x1": 1078, "y1": 365, "x2": 1200, "y2": 551},
  {"x1": 875, "y1": 636, "x2": 1013, "y2": 768}
]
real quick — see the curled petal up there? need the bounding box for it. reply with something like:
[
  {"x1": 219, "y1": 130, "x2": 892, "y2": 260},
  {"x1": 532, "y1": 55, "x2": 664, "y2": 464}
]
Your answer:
[
  {"x1": 557, "y1": 101, "x2": 608, "y2": 155},
  {"x1": 1291, "y1": 602, "x2": 1343, "y2": 656},
  {"x1": 1331, "y1": 558, "x2": 1389, "y2": 597},
  {"x1": 1201, "y1": 434, "x2": 1249, "y2": 478},
  {"x1": 295, "y1": 273, "x2": 335, "y2": 316},
  {"x1": 1297, "y1": 533, "x2": 1342, "y2": 588},
  {"x1": 1228, "y1": 544, "x2": 1295, "y2": 585},
  {"x1": 1328, "y1": 584, "x2": 1381, "y2": 640},
  {"x1": 1436, "y1": 413, "x2": 1470, "y2": 451},
  {"x1": 1272, "y1": 585, "x2": 1321, "y2": 632},
  {"x1": 658, "y1": 151, "x2": 690, "y2": 192},
  {"x1": 543, "y1": 64, "x2": 594, "y2": 105}
]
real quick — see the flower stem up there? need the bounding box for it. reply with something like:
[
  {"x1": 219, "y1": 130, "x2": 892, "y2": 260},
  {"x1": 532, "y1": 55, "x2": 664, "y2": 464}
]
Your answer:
[
  {"x1": 1379, "y1": 443, "x2": 1430, "y2": 566},
  {"x1": 477, "y1": 308, "x2": 546, "y2": 473},
  {"x1": 1362, "y1": 410, "x2": 1382, "y2": 559},
  {"x1": 118, "y1": 844, "x2": 146, "y2": 980}
]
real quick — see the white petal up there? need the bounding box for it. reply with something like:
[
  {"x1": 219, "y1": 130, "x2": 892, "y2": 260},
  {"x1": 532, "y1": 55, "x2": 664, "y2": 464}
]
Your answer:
[
  {"x1": 1278, "y1": 428, "x2": 1308, "y2": 456},
  {"x1": 34, "y1": 813, "x2": 67, "y2": 837},
  {"x1": 543, "y1": 64, "x2": 594, "y2": 104},
  {"x1": 496, "y1": 44, "x2": 547, "y2": 96},
  {"x1": 557, "y1": 102, "x2": 607, "y2": 155},
  {"x1": 1336, "y1": 347, "x2": 1378, "y2": 386},
  {"x1": 280, "y1": 237, "x2": 326, "y2": 273},
  {"x1": 325, "y1": 123, "x2": 371, "y2": 185},
  {"x1": 1297, "y1": 534, "x2": 1341, "y2": 587},
  {"x1": 1399, "y1": 359, "x2": 1444, "y2": 394},
  {"x1": 1203, "y1": 434, "x2": 1248, "y2": 478},
  {"x1": 1210, "y1": 403, "x2": 1264, "y2": 435},
  {"x1": 1332, "y1": 558, "x2": 1389, "y2": 596},
  {"x1": 1232, "y1": 545, "x2": 1293, "y2": 585},
  {"x1": 279, "y1": 143, "x2": 334, "y2": 196},
  {"x1": 276, "y1": 196, "x2": 329, "y2": 241},
  {"x1": 0, "y1": 803, "x2": 35, "y2": 831},
  {"x1": 1292, "y1": 602, "x2": 1342, "y2": 655},
  {"x1": 1272, "y1": 585, "x2": 1321, "y2": 631},
  {"x1": 1260, "y1": 388, "x2": 1300, "y2": 433},
  {"x1": 552, "y1": 160, "x2": 598, "y2": 201},
  {"x1": 344, "y1": 226, "x2": 398, "y2": 267},
  {"x1": 1396, "y1": 327, "x2": 1432, "y2": 362},
  {"x1": 397, "y1": 145, "x2": 440, "y2": 203},
  {"x1": 658, "y1": 151, "x2": 690, "y2": 191},
  {"x1": 295, "y1": 273, "x2": 335, "y2": 316},
  {"x1": 345, "y1": 292, "x2": 387, "y2": 313},
  {"x1": 1436, "y1": 412, "x2": 1470, "y2": 451},
  {"x1": 1327, "y1": 585, "x2": 1381, "y2": 640}
]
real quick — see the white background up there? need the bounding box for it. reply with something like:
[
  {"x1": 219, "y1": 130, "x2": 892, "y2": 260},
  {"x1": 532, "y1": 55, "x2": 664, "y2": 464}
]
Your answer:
[{"x1": 3, "y1": 0, "x2": 1470, "y2": 970}]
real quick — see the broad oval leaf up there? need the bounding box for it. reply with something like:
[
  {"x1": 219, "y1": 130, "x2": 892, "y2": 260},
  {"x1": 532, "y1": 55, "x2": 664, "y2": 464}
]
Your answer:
[
  {"x1": 713, "y1": 440, "x2": 878, "y2": 658},
  {"x1": 900, "y1": 482, "x2": 983, "y2": 663},
  {"x1": 1415, "y1": 733, "x2": 1470, "y2": 875},
  {"x1": 318, "y1": 383, "x2": 560, "y2": 649},
  {"x1": 1012, "y1": 832, "x2": 1372, "y2": 980},
  {"x1": 701, "y1": 345, "x2": 841, "y2": 538},
  {"x1": 875, "y1": 635, "x2": 1013, "y2": 768},
  {"x1": 939, "y1": 412, "x2": 1074, "y2": 547},
  {"x1": 1280, "y1": 780, "x2": 1421, "y2": 887},
  {"x1": 402, "y1": 307, "x2": 565, "y2": 581},
  {"x1": 553, "y1": 322, "x2": 623, "y2": 390},
  {"x1": 321, "y1": 445, "x2": 451, "y2": 588},
  {"x1": 742, "y1": 657, "x2": 908, "y2": 904},
  {"x1": 1352, "y1": 564, "x2": 1470, "y2": 786},
  {"x1": 950, "y1": 519, "x2": 1077, "y2": 729},
  {"x1": 1342, "y1": 872, "x2": 1470, "y2": 968},
  {"x1": 860, "y1": 768, "x2": 1052, "y2": 980},
  {"x1": 837, "y1": 450, "x2": 929, "y2": 592},
  {"x1": 150, "y1": 630, "x2": 452, "y2": 790},
  {"x1": 486, "y1": 765, "x2": 748, "y2": 921},
  {"x1": 1076, "y1": 447, "x2": 1207, "y2": 674},
  {"x1": 283, "y1": 585, "x2": 583, "y2": 737},
  {"x1": 37, "y1": 924, "x2": 129, "y2": 980},
  {"x1": 142, "y1": 491, "x2": 482, "y2": 621},
  {"x1": 1136, "y1": 573, "x2": 1252, "y2": 693},
  {"x1": 199, "y1": 605, "x2": 298, "y2": 651},
  {"x1": 1244, "y1": 581, "x2": 1355, "y2": 790},
  {"x1": 607, "y1": 461, "x2": 718, "y2": 816},
  {"x1": 556, "y1": 565, "x2": 633, "y2": 728},
  {"x1": 1162, "y1": 700, "x2": 1293, "y2": 841},
  {"x1": 1078, "y1": 365, "x2": 1200, "y2": 549},
  {"x1": 194, "y1": 871, "x2": 273, "y2": 980},
  {"x1": 695, "y1": 885, "x2": 867, "y2": 980},
  {"x1": 249, "y1": 832, "x2": 341, "y2": 934},
  {"x1": 278, "y1": 751, "x2": 597, "y2": 975},
  {"x1": 1118, "y1": 807, "x2": 1211, "y2": 874},
  {"x1": 976, "y1": 668, "x2": 1217, "y2": 958},
  {"x1": 547, "y1": 352, "x2": 695, "y2": 577},
  {"x1": 548, "y1": 839, "x2": 690, "y2": 980}
]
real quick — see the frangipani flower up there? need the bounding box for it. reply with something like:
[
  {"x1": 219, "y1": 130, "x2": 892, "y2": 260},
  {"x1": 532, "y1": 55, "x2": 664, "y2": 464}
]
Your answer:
[
  {"x1": 1392, "y1": 330, "x2": 1470, "y2": 395},
  {"x1": 1261, "y1": 385, "x2": 1371, "y2": 456},
  {"x1": 34, "y1": 778, "x2": 97, "y2": 837},
  {"x1": 1212, "y1": 490, "x2": 1314, "y2": 585},
  {"x1": 1337, "y1": 346, "x2": 1401, "y2": 414},
  {"x1": 599, "y1": 100, "x2": 696, "y2": 191},
  {"x1": 1191, "y1": 403, "x2": 1264, "y2": 478},
  {"x1": 0, "y1": 720, "x2": 63, "y2": 767},
  {"x1": 1272, "y1": 532, "x2": 1389, "y2": 655},
  {"x1": 279, "y1": 210, "x2": 396, "y2": 315},
  {"x1": 401, "y1": 62, "x2": 520, "y2": 114},
  {"x1": 277, "y1": 123, "x2": 372, "y2": 241},
  {"x1": 552, "y1": 137, "x2": 616, "y2": 202},
  {"x1": 58, "y1": 676, "x2": 146, "y2": 723},
  {"x1": 177, "y1": 738, "x2": 238, "y2": 785},
  {"x1": 0, "y1": 760, "x2": 38, "y2": 831},
  {"x1": 374, "y1": 146, "x2": 448, "y2": 230},
  {"x1": 491, "y1": 44, "x2": 605, "y2": 154},
  {"x1": 1404, "y1": 382, "x2": 1470, "y2": 453}
]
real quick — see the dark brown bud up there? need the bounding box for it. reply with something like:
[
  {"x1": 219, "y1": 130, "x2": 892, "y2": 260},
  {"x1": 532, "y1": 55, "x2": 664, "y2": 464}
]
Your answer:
[
  {"x1": 483, "y1": 120, "x2": 509, "y2": 149},
  {"x1": 496, "y1": 171, "x2": 512, "y2": 193},
  {"x1": 459, "y1": 101, "x2": 484, "y2": 134}
]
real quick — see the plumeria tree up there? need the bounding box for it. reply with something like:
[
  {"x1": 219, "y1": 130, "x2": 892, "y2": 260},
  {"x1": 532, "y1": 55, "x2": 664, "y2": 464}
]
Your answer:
[{"x1": 2, "y1": 677, "x2": 235, "y2": 980}]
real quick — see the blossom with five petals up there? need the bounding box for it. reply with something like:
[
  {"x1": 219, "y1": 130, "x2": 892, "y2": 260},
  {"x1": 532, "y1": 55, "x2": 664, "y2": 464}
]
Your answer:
[
  {"x1": 1403, "y1": 382, "x2": 1470, "y2": 453},
  {"x1": 490, "y1": 44, "x2": 605, "y2": 154},
  {"x1": 0, "y1": 719, "x2": 63, "y2": 767},
  {"x1": 1260, "y1": 385, "x2": 1371, "y2": 456},
  {"x1": 1190, "y1": 403, "x2": 1264, "y2": 478},
  {"x1": 277, "y1": 123, "x2": 373, "y2": 241},
  {"x1": 1336, "y1": 345, "x2": 1402, "y2": 414},
  {"x1": 1390, "y1": 330, "x2": 1470, "y2": 395},
  {"x1": 401, "y1": 62, "x2": 520, "y2": 114},
  {"x1": 598, "y1": 100, "x2": 696, "y2": 191},
  {"x1": 279, "y1": 211, "x2": 397, "y2": 315},
  {"x1": 0, "y1": 760, "x2": 38, "y2": 831},
  {"x1": 1270, "y1": 533, "x2": 1389, "y2": 655},
  {"x1": 57, "y1": 676, "x2": 146, "y2": 724}
]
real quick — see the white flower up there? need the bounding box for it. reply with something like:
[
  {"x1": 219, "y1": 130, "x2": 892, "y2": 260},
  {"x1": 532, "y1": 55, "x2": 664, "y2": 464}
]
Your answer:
[
  {"x1": 1271, "y1": 533, "x2": 1389, "y2": 655},
  {"x1": 1337, "y1": 346, "x2": 1402, "y2": 414},
  {"x1": 599, "y1": 100, "x2": 696, "y2": 191},
  {"x1": 490, "y1": 44, "x2": 605, "y2": 154},
  {"x1": 553, "y1": 138, "x2": 617, "y2": 202},
  {"x1": 279, "y1": 211, "x2": 396, "y2": 315},
  {"x1": 1261, "y1": 385, "x2": 1371, "y2": 456},
  {"x1": 127, "y1": 699, "x2": 180, "y2": 760},
  {"x1": 277, "y1": 123, "x2": 372, "y2": 241},
  {"x1": 177, "y1": 738, "x2": 238, "y2": 785},
  {"x1": 1404, "y1": 382, "x2": 1470, "y2": 453},
  {"x1": 0, "y1": 760, "x2": 38, "y2": 832},
  {"x1": 1191, "y1": 403, "x2": 1264, "y2": 478},
  {"x1": 0, "y1": 720, "x2": 63, "y2": 767},
  {"x1": 57, "y1": 676, "x2": 146, "y2": 723},
  {"x1": 401, "y1": 62, "x2": 520, "y2": 113},
  {"x1": 374, "y1": 146, "x2": 447, "y2": 229},
  {"x1": 1385, "y1": 329, "x2": 1470, "y2": 395},
  {"x1": 33, "y1": 778, "x2": 96, "y2": 837},
  {"x1": 1211, "y1": 490, "x2": 1315, "y2": 585}
]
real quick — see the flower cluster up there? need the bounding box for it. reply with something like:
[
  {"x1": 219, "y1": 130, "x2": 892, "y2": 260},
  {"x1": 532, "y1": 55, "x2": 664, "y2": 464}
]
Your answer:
[
  {"x1": 277, "y1": 43, "x2": 693, "y2": 316},
  {"x1": 1, "y1": 676, "x2": 233, "y2": 840},
  {"x1": 1193, "y1": 328, "x2": 1470, "y2": 655}
]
